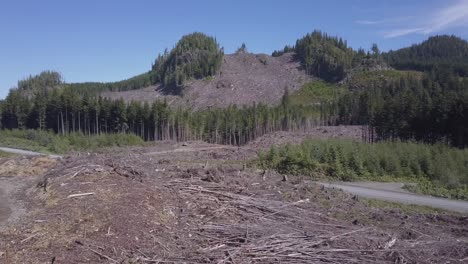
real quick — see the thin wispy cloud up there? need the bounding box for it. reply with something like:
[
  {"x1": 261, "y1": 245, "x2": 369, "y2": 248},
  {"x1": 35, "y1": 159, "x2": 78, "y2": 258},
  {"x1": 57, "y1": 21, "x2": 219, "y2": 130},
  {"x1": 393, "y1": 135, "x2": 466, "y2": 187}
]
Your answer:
[
  {"x1": 357, "y1": 0, "x2": 468, "y2": 38},
  {"x1": 382, "y1": 0, "x2": 468, "y2": 38},
  {"x1": 355, "y1": 16, "x2": 413, "y2": 25},
  {"x1": 421, "y1": 0, "x2": 468, "y2": 33},
  {"x1": 384, "y1": 27, "x2": 425, "y2": 38},
  {"x1": 355, "y1": 20, "x2": 381, "y2": 25}
]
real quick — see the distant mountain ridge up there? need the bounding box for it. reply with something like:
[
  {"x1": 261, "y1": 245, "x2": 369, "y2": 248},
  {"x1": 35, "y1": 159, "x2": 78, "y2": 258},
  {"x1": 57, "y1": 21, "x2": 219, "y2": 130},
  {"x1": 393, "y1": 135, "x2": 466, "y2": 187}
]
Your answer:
[
  {"x1": 5, "y1": 33, "x2": 468, "y2": 110},
  {"x1": 383, "y1": 35, "x2": 468, "y2": 76}
]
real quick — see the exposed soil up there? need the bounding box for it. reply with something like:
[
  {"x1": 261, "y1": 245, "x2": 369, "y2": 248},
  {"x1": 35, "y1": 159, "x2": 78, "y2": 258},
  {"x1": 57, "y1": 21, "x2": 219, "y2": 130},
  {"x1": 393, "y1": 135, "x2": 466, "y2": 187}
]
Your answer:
[
  {"x1": 0, "y1": 186, "x2": 11, "y2": 225},
  {"x1": 102, "y1": 52, "x2": 312, "y2": 110},
  {"x1": 0, "y1": 156, "x2": 57, "y2": 177},
  {"x1": 0, "y1": 156, "x2": 57, "y2": 231},
  {"x1": 246, "y1": 126, "x2": 363, "y2": 150},
  {"x1": 0, "y1": 130, "x2": 467, "y2": 263},
  {"x1": 0, "y1": 177, "x2": 28, "y2": 231}
]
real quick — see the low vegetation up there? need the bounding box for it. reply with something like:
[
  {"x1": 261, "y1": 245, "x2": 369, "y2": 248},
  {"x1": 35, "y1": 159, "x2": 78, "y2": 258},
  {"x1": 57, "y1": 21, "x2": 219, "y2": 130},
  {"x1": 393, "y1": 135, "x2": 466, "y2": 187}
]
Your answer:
[
  {"x1": 0, "y1": 129, "x2": 144, "y2": 154},
  {"x1": 289, "y1": 81, "x2": 342, "y2": 105},
  {"x1": 346, "y1": 70, "x2": 424, "y2": 90},
  {"x1": 256, "y1": 139, "x2": 468, "y2": 200},
  {"x1": 362, "y1": 198, "x2": 448, "y2": 215},
  {"x1": 0, "y1": 150, "x2": 13, "y2": 157}
]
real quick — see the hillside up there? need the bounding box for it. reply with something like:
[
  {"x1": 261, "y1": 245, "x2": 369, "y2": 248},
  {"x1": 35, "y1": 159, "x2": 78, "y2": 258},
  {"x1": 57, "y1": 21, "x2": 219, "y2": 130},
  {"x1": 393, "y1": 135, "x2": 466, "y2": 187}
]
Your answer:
[
  {"x1": 103, "y1": 52, "x2": 312, "y2": 109},
  {"x1": 2, "y1": 32, "x2": 467, "y2": 147},
  {"x1": 383, "y1": 35, "x2": 468, "y2": 76}
]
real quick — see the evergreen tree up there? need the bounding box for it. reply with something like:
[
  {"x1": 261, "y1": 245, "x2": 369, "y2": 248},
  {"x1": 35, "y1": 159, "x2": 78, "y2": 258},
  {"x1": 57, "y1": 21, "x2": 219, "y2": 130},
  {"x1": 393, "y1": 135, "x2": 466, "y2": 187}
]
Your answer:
[{"x1": 151, "y1": 32, "x2": 224, "y2": 92}]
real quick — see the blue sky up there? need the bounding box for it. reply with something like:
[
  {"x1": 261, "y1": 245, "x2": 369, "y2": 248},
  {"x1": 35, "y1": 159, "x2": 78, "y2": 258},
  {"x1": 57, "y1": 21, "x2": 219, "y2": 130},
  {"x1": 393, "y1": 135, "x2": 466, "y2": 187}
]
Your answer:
[{"x1": 1, "y1": 0, "x2": 468, "y2": 99}]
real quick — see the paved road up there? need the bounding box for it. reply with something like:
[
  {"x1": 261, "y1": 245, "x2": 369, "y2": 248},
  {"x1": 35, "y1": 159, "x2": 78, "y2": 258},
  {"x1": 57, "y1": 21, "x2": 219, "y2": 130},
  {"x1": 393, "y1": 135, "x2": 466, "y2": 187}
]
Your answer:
[
  {"x1": 320, "y1": 182, "x2": 468, "y2": 213},
  {"x1": 0, "y1": 147, "x2": 61, "y2": 159}
]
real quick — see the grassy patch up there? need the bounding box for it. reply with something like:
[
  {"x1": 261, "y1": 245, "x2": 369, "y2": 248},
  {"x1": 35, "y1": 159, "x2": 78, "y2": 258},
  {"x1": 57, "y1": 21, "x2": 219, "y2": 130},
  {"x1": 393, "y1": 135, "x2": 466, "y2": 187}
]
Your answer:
[
  {"x1": 0, "y1": 150, "x2": 14, "y2": 157},
  {"x1": 290, "y1": 81, "x2": 343, "y2": 105},
  {"x1": 0, "y1": 129, "x2": 145, "y2": 154},
  {"x1": 255, "y1": 139, "x2": 468, "y2": 200},
  {"x1": 347, "y1": 70, "x2": 424, "y2": 90},
  {"x1": 203, "y1": 75, "x2": 215, "y2": 81},
  {"x1": 362, "y1": 198, "x2": 452, "y2": 215}
]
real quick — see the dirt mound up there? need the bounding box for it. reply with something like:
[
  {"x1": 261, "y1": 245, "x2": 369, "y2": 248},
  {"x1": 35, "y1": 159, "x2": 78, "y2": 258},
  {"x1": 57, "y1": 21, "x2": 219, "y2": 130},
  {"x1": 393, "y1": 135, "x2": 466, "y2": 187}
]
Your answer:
[
  {"x1": 102, "y1": 52, "x2": 311, "y2": 109},
  {"x1": 1, "y1": 143, "x2": 467, "y2": 263}
]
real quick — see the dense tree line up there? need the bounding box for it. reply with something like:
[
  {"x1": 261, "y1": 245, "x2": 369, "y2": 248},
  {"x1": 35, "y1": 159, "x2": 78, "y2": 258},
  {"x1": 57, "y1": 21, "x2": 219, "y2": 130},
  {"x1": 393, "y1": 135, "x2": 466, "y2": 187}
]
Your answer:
[
  {"x1": 272, "y1": 31, "x2": 377, "y2": 82},
  {"x1": 151, "y1": 32, "x2": 224, "y2": 92},
  {"x1": 271, "y1": 45, "x2": 294, "y2": 57},
  {"x1": 338, "y1": 71, "x2": 468, "y2": 148},
  {"x1": 0, "y1": 85, "x2": 337, "y2": 145},
  {"x1": 383, "y1": 35, "x2": 468, "y2": 76},
  {"x1": 17, "y1": 71, "x2": 63, "y2": 91},
  {"x1": 67, "y1": 72, "x2": 154, "y2": 94},
  {"x1": 17, "y1": 70, "x2": 154, "y2": 96}
]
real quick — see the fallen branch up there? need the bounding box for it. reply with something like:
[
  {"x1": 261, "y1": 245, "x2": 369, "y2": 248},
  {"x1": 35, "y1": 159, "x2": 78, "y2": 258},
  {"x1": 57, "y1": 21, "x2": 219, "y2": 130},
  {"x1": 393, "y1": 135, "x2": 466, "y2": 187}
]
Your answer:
[
  {"x1": 21, "y1": 233, "x2": 42, "y2": 243},
  {"x1": 87, "y1": 247, "x2": 118, "y2": 263},
  {"x1": 68, "y1": 192, "x2": 95, "y2": 198},
  {"x1": 384, "y1": 237, "x2": 397, "y2": 249},
  {"x1": 75, "y1": 240, "x2": 117, "y2": 263},
  {"x1": 329, "y1": 227, "x2": 370, "y2": 241}
]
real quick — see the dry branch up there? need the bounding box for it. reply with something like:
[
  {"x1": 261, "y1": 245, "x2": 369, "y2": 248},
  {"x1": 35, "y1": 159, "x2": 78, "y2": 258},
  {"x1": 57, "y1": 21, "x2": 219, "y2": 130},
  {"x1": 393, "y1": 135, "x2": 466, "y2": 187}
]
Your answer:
[
  {"x1": 67, "y1": 192, "x2": 95, "y2": 198},
  {"x1": 87, "y1": 247, "x2": 118, "y2": 263}
]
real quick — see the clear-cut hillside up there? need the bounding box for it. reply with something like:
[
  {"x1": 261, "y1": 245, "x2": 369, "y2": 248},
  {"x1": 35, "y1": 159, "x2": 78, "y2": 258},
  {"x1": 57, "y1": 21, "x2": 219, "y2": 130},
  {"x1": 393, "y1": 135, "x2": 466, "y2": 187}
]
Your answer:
[{"x1": 102, "y1": 52, "x2": 312, "y2": 109}]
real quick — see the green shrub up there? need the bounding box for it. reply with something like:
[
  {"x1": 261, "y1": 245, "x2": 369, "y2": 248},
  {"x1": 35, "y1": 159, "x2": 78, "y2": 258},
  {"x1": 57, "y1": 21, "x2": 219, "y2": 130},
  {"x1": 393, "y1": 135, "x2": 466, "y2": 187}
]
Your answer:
[
  {"x1": 257, "y1": 139, "x2": 468, "y2": 200},
  {"x1": 0, "y1": 129, "x2": 144, "y2": 154}
]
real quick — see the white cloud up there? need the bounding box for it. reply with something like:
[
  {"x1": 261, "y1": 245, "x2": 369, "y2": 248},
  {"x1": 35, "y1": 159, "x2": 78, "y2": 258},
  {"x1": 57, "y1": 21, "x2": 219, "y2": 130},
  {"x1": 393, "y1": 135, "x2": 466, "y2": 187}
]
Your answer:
[
  {"x1": 358, "y1": 0, "x2": 468, "y2": 38},
  {"x1": 355, "y1": 16, "x2": 413, "y2": 25},
  {"x1": 383, "y1": 27, "x2": 426, "y2": 38},
  {"x1": 355, "y1": 20, "x2": 381, "y2": 25},
  {"x1": 421, "y1": 0, "x2": 468, "y2": 34}
]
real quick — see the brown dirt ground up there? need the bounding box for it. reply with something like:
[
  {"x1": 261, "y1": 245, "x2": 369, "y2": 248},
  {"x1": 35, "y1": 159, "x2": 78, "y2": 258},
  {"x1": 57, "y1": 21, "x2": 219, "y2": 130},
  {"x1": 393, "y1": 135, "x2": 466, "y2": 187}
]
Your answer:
[
  {"x1": 0, "y1": 157, "x2": 57, "y2": 177},
  {"x1": 0, "y1": 131, "x2": 467, "y2": 263},
  {"x1": 246, "y1": 126, "x2": 363, "y2": 150},
  {"x1": 102, "y1": 52, "x2": 312, "y2": 110}
]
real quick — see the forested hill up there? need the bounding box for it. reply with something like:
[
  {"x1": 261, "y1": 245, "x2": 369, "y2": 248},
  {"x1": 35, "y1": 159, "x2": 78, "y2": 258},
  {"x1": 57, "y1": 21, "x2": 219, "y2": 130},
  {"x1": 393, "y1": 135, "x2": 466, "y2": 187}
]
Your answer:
[
  {"x1": 67, "y1": 72, "x2": 153, "y2": 94},
  {"x1": 10, "y1": 33, "x2": 467, "y2": 99},
  {"x1": 383, "y1": 35, "x2": 468, "y2": 76},
  {"x1": 1, "y1": 32, "x2": 467, "y2": 148}
]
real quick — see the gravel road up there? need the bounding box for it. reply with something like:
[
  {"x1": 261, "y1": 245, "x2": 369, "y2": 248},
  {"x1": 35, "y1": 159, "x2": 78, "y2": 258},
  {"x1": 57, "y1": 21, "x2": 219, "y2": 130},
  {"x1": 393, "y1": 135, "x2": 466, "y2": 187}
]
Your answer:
[
  {"x1": 0, "y1": 147, "x2": 61, "y2": 159},
  {"x1": 320, "y1": 182, "x2": 468, "y2": 213}
]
